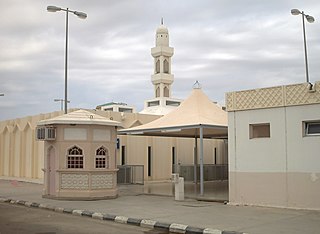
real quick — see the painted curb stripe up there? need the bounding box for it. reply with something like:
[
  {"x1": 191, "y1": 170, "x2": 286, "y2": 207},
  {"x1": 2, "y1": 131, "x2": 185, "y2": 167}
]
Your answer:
[
  {"x1": 154, "y1": 222, "x2": 171, "y2": 231},
  {"x1": 72, "y1": 210, "x2": 84, "y2": 216},
  {"x1": 0, "y1": 196, "x2": 247, "y2": 234},
  {"x1": 170, "y1": 223, "x2": 188, "y2": 233},
  {"x1": 115, "y1": 216, "x2": 128, "y2": 224},
  {"x1": 31, "y1": 202, "x2": 40, "y2": 207},
  {"x1": 54, "y1": 207, "x2": 64, "y2": 213},
  {"x1": 92, "y1": 212, "x2": 104, "y2": 220},
  {"x1": 141, "y1": 219, "x2": 157, "y2": 228},
  {"x1": 186, "y1": 226, "x2": 205, "y2": 234},
  {"x1": 63, "y1": 208, "x2": 74, "y2": 214},
  {"x1": 103, "y1": 214, "x2": 116, "y2": 221},
  {"x1": 127, "y1": 218, "x2": 142, "y2": 226},
  {"x1": 203, "y1": 228, "x2": 222, "y2": 234},
  {"x1": 82, "y1": 211, "x2": 94, "y2": 217}
]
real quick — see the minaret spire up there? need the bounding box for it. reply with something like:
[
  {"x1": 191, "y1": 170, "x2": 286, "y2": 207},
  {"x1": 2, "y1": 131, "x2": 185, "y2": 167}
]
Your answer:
[{"x1": 161, "y1": 17, "x2": 164, "y2": 25}]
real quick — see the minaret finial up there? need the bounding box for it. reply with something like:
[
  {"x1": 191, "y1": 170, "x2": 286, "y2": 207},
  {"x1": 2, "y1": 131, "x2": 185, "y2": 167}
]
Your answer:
[
  {"x1": 193, "y1": 80, "x2": 202, "y2": 89},
  {"x1": 161, "y1": 17, "x2": 164, "y2": 25}
]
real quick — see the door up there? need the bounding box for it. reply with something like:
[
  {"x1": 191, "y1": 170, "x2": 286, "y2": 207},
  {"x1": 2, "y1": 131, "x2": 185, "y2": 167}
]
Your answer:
[{"x1": 48, "y1": 147, "x2": 56, "y2": 195}]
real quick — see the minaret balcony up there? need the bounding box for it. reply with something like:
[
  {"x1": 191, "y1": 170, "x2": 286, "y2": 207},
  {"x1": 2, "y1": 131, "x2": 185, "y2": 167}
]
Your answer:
[
  {"x1": 151, "y1": 46, "x2": 174, "y2": 57},
  {"x1": 151, "y1": 74, "x2": 174, "y2": 85}
]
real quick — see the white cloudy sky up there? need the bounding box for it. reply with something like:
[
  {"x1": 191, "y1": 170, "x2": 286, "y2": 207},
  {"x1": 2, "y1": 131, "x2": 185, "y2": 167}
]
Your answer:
[{"x1": 1, "y1": 0, "x2": 320, "y2": 121}]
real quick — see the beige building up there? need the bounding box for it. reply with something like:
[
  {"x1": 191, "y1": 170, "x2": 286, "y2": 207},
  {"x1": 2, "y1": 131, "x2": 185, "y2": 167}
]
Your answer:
[
  {"x1": 227, "y1": 81, "x2": 320, "y2": 210},
  {"x1": 0, "y1": 108, "x2": 227, "y2": 183},
  {"x1": 37, "y1": 110, "x2": 120, "y2": 200}
]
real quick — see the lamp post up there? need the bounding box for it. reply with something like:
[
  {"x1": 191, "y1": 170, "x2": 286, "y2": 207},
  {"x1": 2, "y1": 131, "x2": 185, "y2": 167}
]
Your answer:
[
  {"x1": 47, "y1": 6, "x2": 87, "y2": 114},
  {"x1": 291, "y1": 9, "x2": 315, "y2": 83},
  {"x1": 54, "y1": 98, "x2": 70, "y2": 111}
]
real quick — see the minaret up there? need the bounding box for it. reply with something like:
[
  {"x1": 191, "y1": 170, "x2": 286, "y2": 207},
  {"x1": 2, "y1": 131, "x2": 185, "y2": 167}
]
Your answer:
[
  {"x1": 140, "y1": 20, "x2": 182, "y2": 115},
  {"x1": 151, "y1": 19, "x2": 174, "y2": 98}
]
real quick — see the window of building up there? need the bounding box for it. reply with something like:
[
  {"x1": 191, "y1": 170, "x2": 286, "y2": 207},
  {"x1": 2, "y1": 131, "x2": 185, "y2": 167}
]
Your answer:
[
  {"x1": 119, "y1": 108, "x2": 133, "y2": 113},
  {"x1": 156, "y1": 87, "x2": 160, "y2": 98},
  {"x1": 249, "y1": 123, "x2": 270, "y2": 139},
  {"x1": 95, "y1": 146, "x2": 109, "y2": 169},
  {"x1": 166, "y1": 100, "x2": 180, "y2": 107},
  {"x1": 164, "y1": 86, "x2": 169, "y2": 97},
  {"x1": 148, "y1": 100, "x2": 160, "y2": 107},
  {"x1": 164, "y1": 59, "x2": 169, "y2": 73},
  {"x1": 304, "y1": 121, "x2": 320, "y2": 136},
  {"x1": 67, "y1": 146, "x2": 83, "y2": 169},
  {"x1": 155, "y1": 60, "x2": 160, "y2": 74}
]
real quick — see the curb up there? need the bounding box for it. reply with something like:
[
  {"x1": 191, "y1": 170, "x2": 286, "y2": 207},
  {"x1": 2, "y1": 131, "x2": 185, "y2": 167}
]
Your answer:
[{"x1": 0, "y1": 197, "x2": 247, "y2": 234}]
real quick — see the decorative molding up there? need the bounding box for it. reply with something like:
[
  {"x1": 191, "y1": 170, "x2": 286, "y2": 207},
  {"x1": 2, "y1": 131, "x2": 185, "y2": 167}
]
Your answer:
[{"x1": 226, "y1": 82, "x2": 320, "y2": 111}]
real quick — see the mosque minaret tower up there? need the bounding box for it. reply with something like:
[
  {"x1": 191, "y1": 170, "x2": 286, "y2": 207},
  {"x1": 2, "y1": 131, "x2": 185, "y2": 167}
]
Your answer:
[{"x1": 140, "y1": 20, "x2": 182, "y2": 115}]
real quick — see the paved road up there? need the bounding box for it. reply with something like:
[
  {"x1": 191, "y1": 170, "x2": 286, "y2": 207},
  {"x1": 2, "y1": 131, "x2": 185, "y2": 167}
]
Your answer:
[{"x1": 0, "y1": 203, "x2": 167, "y2": 234}]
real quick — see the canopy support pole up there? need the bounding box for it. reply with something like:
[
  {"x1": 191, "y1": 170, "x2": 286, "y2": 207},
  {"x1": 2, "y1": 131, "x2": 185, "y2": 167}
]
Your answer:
[
  {"x1": 194, "y1": 137, "x2": 198, "y2": 184},
  {"x1": 200, "y1": 126, "x2": 204, "y2": 196}
]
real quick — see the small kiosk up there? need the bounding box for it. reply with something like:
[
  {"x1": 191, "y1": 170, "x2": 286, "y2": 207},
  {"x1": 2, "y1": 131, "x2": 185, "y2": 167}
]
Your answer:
[{"x1": 37, "y1": 109, "x2": 121, "y2": 200}]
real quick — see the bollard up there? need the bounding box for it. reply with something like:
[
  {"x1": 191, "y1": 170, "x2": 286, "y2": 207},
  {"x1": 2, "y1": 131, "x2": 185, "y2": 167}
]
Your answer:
[{"x1": 172, "y1": 174, "x2": 184, "y2": 201}]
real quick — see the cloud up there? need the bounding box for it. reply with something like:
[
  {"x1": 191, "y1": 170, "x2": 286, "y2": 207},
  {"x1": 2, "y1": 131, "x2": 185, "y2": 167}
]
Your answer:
[{"x1": 1, "y1": 0, "x2": 320, "y2": 120}]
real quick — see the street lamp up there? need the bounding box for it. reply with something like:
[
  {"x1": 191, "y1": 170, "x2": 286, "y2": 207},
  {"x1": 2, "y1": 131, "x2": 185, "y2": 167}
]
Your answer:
[
  {"x1": 54, "y1": 98, "x2": 70, "y2": 111},
  {"x1": 291, "y1": 9, "x2": 315, "y2": 83},
  {"x1": 47, "y1": 6, "x2": 87, "y2": 114},
  {"x1": 0, "y1": 94, "x2": 4, "y2": 96}
]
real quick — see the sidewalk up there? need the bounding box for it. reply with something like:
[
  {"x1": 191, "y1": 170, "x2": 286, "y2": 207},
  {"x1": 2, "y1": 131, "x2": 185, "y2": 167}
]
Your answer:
[{"x1": 1, "y1": 180, "x2": 320, "y2": 234}]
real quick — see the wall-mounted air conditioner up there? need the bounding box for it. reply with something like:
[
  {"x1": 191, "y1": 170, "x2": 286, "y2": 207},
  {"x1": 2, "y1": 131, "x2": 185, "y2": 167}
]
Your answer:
[{"x1": 36, "y1": 127, "x2": 56, "y2": 141}]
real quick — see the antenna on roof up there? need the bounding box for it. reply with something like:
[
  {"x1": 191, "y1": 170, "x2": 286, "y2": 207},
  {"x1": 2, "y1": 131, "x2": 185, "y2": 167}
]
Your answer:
[
  {"x1": 161, "y1": 17, "x2": 164, "y2": 25},
  {"x1": 193, "y1": 80, "x2": 202, "y2": 89}
]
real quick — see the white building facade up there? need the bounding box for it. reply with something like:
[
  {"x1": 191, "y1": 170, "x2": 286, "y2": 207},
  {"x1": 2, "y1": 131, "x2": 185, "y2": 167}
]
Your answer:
[{"x1": 227, "y1": 82, "x2": 320, "y2": 210}]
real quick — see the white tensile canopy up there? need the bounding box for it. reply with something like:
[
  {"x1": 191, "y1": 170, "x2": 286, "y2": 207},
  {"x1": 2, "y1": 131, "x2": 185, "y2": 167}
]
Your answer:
[{"x1": 118, "y1": 87, "x2": 228, "y2": 195}]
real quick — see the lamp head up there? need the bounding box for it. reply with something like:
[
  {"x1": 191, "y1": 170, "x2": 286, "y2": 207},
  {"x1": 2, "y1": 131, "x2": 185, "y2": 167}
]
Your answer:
[
  {"x1": 306, "y1": 15, "x2": 315, "y2": 23},
  {"x1": 47, "y1": 6, "x2": 61, "y2": 12},
  {"x1": 74, "y1": 11, "x2": 87, "y2": 19},
  {"x1": 291, "y1": 9, "x2": 301, "y2": 15}
]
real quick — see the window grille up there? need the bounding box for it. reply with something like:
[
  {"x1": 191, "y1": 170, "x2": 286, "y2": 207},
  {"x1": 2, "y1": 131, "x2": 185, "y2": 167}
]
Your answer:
[
  {"x1": 67, "y1": 146, "x2": 83, "y2": 169},
  {"x1": 95, "y1": 146, "x2": 109, "y2": 169}
]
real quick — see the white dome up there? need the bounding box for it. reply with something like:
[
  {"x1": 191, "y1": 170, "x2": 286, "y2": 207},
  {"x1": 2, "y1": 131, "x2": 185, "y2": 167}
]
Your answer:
[{"x1": 156, "y1": 25, "x2": 168, "y2": 34}]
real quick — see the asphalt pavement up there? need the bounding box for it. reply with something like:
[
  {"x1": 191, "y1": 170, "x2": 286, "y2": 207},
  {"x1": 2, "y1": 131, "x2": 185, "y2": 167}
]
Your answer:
[{"x1": 1, "y1": 179, "x2": 320, "y2": 234}]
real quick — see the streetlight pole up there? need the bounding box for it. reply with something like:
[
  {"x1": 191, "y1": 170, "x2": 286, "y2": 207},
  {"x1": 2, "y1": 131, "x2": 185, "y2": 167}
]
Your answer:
[
  {"x1": 291, "y1": 9, "x2": 315, "y2": 84},
  {"x1": 47, "y1": 6, "x2": 87, "y2": 114},
  {"x1": 54, "y1": 98, "x2": 70, "y2": 111}
]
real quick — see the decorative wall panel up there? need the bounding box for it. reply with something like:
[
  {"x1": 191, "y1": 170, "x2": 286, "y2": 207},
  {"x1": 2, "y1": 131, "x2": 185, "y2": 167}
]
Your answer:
[
  {"x1": 91, "y1": 174, "x2": 113, "y2": 189},
  {"x1": 61, "y1": 173, "x2": 89, "y2": 189},
  {"x1": 227, "y1": 82, "x2": 320, "y2": 111}
]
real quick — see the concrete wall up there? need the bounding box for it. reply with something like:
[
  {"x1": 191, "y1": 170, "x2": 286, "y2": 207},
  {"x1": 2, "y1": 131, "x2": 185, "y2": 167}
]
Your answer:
[{"x1": 227, "y1": 82, "x2": 320, "y2": 210}]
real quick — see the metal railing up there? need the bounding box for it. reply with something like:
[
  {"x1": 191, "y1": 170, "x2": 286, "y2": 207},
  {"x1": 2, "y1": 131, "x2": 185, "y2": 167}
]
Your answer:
[
  {"x1": 117, "y1": 165, "x2": 144, "y2": 185},
  {"x1": 172, "y1": 164, "x2": 228, "y2": 182}
]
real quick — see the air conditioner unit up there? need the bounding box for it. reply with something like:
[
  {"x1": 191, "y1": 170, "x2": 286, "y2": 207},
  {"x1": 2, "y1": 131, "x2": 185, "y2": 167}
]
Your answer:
[{"x1": 36, "y1": 127, "x2": 56, "y2": 141}]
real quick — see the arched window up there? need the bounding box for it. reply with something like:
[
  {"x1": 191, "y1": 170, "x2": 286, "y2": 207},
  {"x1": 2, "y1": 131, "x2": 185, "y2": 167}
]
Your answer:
[
  {"x1": 156, "y1": 87, "x2": 160, "y2": 97},
  {"x1": 164, "y1": 86, "x2": 169, "y2": 97},
  {"x1": 163, "y1": 59, "x2": 169, "y2": 74},
  {"x1": 155, "y1": 60, "x2": 160, "y2": 74},
  {"x1": 67, "y1": 146, "x2": 83, "y2": 169},
  {"x1": 95, "y1": 146, "x2": 109, "y2": 169}
]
